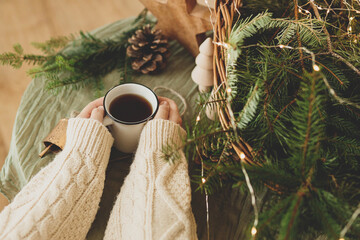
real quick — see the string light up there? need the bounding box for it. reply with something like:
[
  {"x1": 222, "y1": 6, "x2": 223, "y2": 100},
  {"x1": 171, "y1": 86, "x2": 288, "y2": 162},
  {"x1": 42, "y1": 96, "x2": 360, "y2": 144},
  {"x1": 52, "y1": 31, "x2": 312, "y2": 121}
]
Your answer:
[
  {"x1": 322, "y1": 74, "x2": 360, "y2": 109},
  {"x1": 200, "y1": 153, "x2": 210, "y2": 240},
  {"x1": 251, "y1": 226, "x2": 257, "y2": 236},
  {"x1": 239, "y1": 44, "x2": 318, "y2": 70},
  {"x1": 300, "y1": 0, "x2": 360, "y2": 33},
  {"x1": 339, "y1": 203, "x2": 360, "y2": 239},
  {"x1": 313, "y1": 64, "x2": 320, "y2": 71},
  {"x1": 297, "y1": 5, "x2": 311, "y2": 17},
  {"x1": 198, "y1": 4, "x2": 360, "y2": 240},
  {"x1": 305, "y1": 0, "x2": 360, "y2": 14},
  {"x1": 212, "y1": 41, "x2": 230, "y2": 49},
  {"x1": 204, "y1": 0, "x2": 216, "y2": 35},
  {"x1": 205, "y1": 191, "x2": 209, "y2": 240},
  {"x1": 240, "y1": 152, "x2": 259, "y2": 239}
]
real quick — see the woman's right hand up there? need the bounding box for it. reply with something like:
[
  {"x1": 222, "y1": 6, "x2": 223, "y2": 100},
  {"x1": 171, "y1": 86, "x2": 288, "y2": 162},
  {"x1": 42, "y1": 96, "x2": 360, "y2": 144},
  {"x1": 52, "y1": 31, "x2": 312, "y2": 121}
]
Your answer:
[{"x1": 154, "y1": 96, "x2": 182, "y2": 126}]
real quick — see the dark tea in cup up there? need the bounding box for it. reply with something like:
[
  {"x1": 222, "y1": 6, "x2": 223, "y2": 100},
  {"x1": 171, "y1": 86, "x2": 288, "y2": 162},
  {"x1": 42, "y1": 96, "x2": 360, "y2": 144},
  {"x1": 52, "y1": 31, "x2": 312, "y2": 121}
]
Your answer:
[{"x1": 109, "y1": 94, "x2": 153, "y2": 123}]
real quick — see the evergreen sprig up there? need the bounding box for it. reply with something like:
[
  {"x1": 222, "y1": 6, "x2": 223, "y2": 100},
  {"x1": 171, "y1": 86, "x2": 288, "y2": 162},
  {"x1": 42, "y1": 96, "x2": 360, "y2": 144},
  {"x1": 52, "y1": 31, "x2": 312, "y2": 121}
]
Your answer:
[
  {"x1": 0, "y1": 9, "x2": 155, "y2": 95},
  {"x1": 162, "y1": 1, "x2": 360, "y2": 239}
]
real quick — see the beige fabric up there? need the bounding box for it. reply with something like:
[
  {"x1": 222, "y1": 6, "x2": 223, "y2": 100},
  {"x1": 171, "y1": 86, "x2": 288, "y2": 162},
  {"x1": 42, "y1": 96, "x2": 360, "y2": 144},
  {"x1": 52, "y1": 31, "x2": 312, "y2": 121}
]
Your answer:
[
  {"x1": 104, "y1": 119, "x2": 197, "y2": 240},
  {"x1": 0, "y1": 118, "x2": 197, "y2": 239}
]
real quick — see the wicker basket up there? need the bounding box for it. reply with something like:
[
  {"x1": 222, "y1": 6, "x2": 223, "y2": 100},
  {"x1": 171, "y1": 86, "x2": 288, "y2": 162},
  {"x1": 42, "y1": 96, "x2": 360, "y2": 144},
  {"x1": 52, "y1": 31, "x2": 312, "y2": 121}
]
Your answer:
[{"x1": 213, "y1": 0, "x2": 257, "y2": 165}]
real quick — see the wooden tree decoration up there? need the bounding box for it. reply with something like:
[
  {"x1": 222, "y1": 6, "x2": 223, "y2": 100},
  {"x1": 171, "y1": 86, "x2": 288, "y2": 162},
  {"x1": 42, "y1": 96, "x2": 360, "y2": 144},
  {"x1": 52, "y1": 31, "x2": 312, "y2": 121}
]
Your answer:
[
  {"x1": 139, "y1": 0, "x2": 213, "y2": 56},
  {"x1": 191, "y1": 37, "x2": 214, "y2": 92},
  {"x1": 191, "y1": 37, "x2": 217, "y2": 120}
]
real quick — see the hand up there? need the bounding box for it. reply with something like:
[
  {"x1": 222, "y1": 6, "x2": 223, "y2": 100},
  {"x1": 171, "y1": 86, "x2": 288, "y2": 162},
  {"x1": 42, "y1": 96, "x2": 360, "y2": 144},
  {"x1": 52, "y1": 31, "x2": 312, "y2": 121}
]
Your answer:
[
  {"x1": 154, "y1": 96, "x2": 182, "y2": 125},
  {"x1": 77, "y1": 97, "x2": 105, "y2": 123}
]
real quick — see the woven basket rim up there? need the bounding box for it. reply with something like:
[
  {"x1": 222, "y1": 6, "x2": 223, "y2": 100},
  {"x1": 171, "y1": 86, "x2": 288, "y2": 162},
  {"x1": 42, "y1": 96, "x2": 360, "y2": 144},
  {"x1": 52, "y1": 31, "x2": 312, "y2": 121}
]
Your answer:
[{"x1": 212, "y1": 0, "x2": 257, "y2": 165}]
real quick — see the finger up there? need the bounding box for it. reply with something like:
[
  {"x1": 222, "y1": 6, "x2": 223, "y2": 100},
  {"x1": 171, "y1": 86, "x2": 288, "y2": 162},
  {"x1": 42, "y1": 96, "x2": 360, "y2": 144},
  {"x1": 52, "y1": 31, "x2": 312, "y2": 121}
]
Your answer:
[
  {"x1": 154, "y1": 100, "x2": 170, "y2": 120},
  {"x1": 77, "y1": 97, "x2": 104, "y2": 118},
  {"x1": 169, "y1": 103, "x2": 182, "y2": 125},
  {"x1": 158, "y1": 96, "x2": 182, "y2": 125},
  {"x1": 90, "y1": 106, "x2": 105, "y2": 123}
]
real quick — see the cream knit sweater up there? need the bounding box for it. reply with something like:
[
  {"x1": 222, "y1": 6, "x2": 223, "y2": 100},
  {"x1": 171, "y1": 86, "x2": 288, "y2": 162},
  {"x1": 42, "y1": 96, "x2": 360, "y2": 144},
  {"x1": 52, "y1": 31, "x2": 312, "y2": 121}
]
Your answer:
[
  {"x1": 0, "y1": 118, "x2": 197, "y2": 240},
  {"x1": 104, "y1": 119, "x2": 197, "y2": 240}
]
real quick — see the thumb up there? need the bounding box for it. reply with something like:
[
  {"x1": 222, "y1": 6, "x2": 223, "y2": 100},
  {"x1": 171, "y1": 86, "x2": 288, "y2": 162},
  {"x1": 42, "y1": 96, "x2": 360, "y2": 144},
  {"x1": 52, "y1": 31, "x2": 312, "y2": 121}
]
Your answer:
[
  {"x1": 155, "y1": 101, "x2": 170, "y2": 120},
  {"x1": 90, "y1": 106, "x2": 105, "y2": 123}
]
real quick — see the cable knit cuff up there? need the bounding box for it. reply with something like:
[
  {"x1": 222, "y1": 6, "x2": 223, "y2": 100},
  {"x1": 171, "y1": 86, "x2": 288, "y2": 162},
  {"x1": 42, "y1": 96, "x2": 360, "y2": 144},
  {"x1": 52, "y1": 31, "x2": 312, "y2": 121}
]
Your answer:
[
  {"x1": 138, "y1": 119, "x2": 187, "y2": 152},
  {"x1": 64, "y1": 118, "x2": 114, "y2": 156}
]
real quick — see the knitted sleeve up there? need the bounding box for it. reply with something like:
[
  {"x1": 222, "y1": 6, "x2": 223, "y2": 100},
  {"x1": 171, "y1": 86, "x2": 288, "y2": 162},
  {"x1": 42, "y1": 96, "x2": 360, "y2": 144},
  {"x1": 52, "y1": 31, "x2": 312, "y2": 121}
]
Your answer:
[
  {"x1": 0, "y1": 118, "x2": 114, "y2": 240},
  {"x1": 104, "y1": 119, "x2": 197, "y2": 240}
]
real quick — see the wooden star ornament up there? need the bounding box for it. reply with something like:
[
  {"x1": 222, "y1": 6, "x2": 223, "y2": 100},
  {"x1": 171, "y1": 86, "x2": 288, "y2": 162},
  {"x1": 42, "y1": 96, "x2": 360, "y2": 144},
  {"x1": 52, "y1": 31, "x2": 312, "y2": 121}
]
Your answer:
[{"x1": 139, "y1": 0, "x2": 214, "y2": 57}]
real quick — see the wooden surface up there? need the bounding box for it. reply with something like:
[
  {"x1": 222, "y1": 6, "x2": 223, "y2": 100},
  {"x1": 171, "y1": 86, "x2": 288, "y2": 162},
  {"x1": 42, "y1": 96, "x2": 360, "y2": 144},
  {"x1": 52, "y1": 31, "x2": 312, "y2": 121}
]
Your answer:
[
  {"x1": 140, "y1": 0, "x2": 213, "y2": 56},
  {"x1": 0, "y1": 0, "x2": 143, "y2": 211}
]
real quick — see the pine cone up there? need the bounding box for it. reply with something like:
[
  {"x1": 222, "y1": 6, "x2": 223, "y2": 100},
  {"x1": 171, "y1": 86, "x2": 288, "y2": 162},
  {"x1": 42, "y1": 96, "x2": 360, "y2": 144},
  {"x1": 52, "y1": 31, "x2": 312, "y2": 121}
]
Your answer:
[{"x1": 126, "y1": 24, "x2": 169, "y2": 74}]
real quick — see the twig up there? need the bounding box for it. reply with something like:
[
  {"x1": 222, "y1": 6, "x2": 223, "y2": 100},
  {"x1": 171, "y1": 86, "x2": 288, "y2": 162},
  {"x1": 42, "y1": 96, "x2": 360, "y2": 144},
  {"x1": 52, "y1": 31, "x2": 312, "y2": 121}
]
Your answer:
[
  {"x1": 284, "y1": 193, "x2": 304, "y2": 240},
  {"x1": 309, "y1": 0, "x2": 360, "y2": 76},
  {"x1": 294, "y1": 0, "x2": 306, "y2": 70}
]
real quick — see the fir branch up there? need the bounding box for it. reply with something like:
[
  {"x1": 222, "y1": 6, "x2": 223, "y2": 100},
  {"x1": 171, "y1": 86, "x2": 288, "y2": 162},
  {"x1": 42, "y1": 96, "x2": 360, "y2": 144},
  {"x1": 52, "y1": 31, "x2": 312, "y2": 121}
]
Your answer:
[
  {"x1": 0, "y1": 46, "x2": 48, "y2": 68},
  {"x1": 236, "y1": 82, "x2": 262, "y2": 129},
  {"x1": 280, "y1": 192, "x2": 303, "y2": 240},
  {"x1": 31, "y1": 35, "x2": 74, "y2": 54},
  {"x1": 0, "y1": 9, "x2": 155, "y2": 95},
  {"x1": 287, "y1": 71, "x2": 326, "y2": 175},
  {"x1": 228, "y1": 11, "x2": 273, "y2": 64},
  {"x1": 197, "y1": 2, "x2": 360, "y2": 239},
  {"x1": 270, "y1": 18, "x2": 327, "y2": 47},
  {"x1": 257, "y1": 195, "x2": 294, "y2": 238}
]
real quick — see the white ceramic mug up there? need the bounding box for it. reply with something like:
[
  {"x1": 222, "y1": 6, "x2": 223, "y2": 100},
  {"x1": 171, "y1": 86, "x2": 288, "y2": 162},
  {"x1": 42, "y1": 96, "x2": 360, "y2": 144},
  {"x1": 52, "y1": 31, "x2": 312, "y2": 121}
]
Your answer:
[{"x1": 103, "y1": 83, "x2": 159, "y2": 153}]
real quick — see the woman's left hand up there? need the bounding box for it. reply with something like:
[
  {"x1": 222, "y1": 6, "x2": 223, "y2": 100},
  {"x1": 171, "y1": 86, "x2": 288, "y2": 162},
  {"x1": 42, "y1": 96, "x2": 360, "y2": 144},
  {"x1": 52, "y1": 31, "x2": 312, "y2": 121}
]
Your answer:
[{"x1": 77, "y1": 97, "x2": 105, "y2": 123}]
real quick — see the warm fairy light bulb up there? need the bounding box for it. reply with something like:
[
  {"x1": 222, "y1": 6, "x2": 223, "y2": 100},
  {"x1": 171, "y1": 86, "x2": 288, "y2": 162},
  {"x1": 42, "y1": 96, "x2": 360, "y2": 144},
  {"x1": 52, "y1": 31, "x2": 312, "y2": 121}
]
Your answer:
[
  {"x1": 339, "y1": 238, "x2": 345, "y2": 240},
  {"x1": 349, "y1": 17, "x2": 354, "y2": 21},
  {"x1": 326, "y1": 9, "x2": 330, "y2": 14},
  {"x1": 196, "y1": 115, "x2": 201, "y2": 122},
  {"x1": 313, "y1": 64, "x2": 320, "y2": 71},
  {"x1": 240, "y1": 152, "x2": 246, "y2": 160},
  {"x1": 279, "y1": 44, "x2": 285, "y2": 49},
  {"x1": 202, "y1": 178, "x2": 206, "y2": 183},
  {"x1": 227, "y1": 88, "x2": 232, "y2": 93},
  {"x1": 251, "y1": 227, "x2": 257, "y2": 236},
  {"x1": 348, "y1": 26, "x2": 352, "y2": 33}
]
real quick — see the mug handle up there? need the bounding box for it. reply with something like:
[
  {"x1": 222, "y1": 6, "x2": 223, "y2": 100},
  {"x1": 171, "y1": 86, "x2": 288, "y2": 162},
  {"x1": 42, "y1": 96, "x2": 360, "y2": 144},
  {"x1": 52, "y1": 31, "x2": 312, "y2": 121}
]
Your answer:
[{"x1": 103, "y1": 115, "x2": 113, "y2": 127}]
